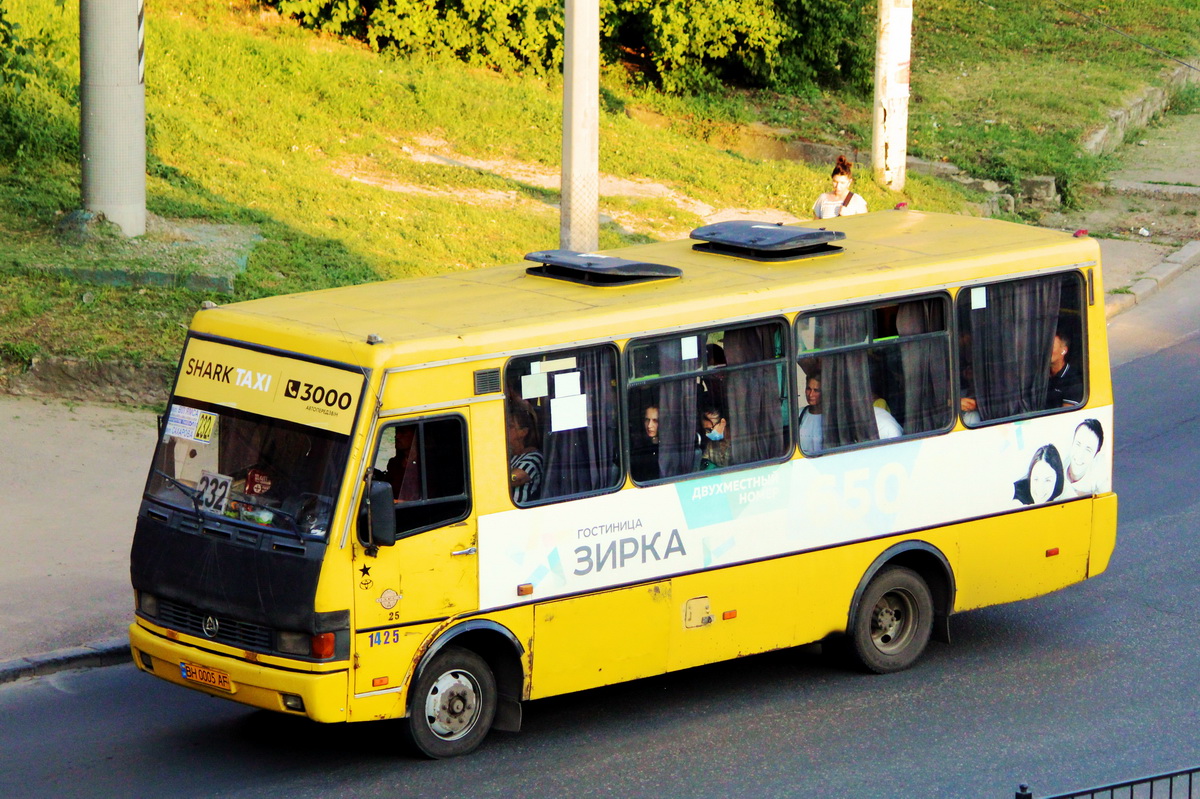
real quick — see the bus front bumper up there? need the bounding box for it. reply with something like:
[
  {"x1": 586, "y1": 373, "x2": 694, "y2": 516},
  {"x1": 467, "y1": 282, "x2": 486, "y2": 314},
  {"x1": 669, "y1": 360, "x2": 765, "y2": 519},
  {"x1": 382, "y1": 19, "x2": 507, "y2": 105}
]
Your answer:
[{"x1": 129, "y1": 622, "x2": 349, "y2": 723}]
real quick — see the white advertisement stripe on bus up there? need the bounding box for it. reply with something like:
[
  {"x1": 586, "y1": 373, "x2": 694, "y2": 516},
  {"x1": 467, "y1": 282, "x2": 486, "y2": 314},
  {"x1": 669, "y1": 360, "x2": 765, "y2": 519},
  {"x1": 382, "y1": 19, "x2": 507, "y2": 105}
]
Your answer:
[{"x1": 477, "y1": 406, "x2": 1113, "y2": 609}]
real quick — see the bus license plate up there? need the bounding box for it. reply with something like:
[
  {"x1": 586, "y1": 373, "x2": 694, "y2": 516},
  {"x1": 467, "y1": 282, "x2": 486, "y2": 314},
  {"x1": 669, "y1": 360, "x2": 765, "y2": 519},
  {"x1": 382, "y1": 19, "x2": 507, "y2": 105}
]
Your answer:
[{"x1": 179, "y1": 661, "x2": 233, "y2": 692}]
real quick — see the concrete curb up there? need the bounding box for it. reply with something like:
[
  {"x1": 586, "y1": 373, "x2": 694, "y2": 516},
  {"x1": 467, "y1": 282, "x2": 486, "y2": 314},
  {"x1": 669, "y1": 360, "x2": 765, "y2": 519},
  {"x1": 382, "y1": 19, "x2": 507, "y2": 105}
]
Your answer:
[
  {"x1": 1108, "y1": 180, "x2": 1200, "y2": 199},
  {"x1": 0, "y1": 638, "x2": 130, "y2": 685},
  {"x1": 1106, "y1": 240, "x2": 1200, "y2": 319}
]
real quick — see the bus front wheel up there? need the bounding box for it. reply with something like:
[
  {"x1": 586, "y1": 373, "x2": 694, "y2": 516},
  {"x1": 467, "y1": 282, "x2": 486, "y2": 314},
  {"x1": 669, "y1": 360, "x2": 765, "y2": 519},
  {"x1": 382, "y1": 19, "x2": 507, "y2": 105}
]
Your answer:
[
  {"x1": 850, "y1": 566, "x2": 933, "y2": 674},
  {"x1": 407, "y1": 646, "x2": 497, "y2": 758}
]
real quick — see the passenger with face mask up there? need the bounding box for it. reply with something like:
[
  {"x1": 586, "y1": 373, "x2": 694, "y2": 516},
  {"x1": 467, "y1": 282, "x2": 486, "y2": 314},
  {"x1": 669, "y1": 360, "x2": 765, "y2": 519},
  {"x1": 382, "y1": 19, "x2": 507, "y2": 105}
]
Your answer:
[{"x1": 699, "y1": 405, "x2": 730, "y2": 469}]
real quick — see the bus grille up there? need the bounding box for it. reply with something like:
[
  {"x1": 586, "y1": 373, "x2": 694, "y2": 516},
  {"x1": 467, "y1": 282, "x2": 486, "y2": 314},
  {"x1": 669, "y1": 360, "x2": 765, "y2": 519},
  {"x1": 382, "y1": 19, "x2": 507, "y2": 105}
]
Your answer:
[{"x1": 158, "y1": 599, "x2": 273, "y2": 650}]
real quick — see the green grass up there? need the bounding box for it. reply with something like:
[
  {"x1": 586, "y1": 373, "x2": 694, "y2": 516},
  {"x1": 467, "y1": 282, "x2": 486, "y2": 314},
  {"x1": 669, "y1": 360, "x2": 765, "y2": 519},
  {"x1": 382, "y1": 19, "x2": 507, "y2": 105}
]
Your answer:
[
  {"x1": 4, "y1": 0, "x2": 1197, "y2": 378},
  {"x1": 625, "y1": 0, "x2": 1200, "y2": 205},
  {"x1": 910, "y1": 0, "x2": 1200, "y2": 198}
]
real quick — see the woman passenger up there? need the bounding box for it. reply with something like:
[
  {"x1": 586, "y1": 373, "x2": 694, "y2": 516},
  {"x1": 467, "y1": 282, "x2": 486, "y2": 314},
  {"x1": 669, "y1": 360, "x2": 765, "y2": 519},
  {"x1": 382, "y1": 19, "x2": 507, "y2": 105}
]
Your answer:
[{"x1": 507, "y1": 400, "x2": 543, "y2": 503}]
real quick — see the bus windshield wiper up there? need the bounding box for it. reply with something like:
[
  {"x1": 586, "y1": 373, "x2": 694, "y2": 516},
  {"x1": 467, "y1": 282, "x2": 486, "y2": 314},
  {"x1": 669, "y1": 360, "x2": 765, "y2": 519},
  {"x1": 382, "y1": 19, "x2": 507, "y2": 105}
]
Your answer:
[{"x1": 152, "y1": 469, "x2": 204, "y2": 522}]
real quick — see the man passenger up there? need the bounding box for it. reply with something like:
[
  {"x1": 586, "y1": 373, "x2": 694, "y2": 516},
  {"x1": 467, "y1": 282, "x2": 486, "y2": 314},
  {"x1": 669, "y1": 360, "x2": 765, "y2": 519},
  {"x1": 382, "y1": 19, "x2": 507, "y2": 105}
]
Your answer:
[{"x1": 1046, "y1": 329, "x2": 1083, "y2": 409}]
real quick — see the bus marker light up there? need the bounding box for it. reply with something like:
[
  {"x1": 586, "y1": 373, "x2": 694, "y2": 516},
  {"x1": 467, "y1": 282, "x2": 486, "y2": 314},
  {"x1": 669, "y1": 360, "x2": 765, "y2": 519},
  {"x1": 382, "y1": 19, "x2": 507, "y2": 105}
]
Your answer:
[
  {"x1": 372, "y1": 676, "x2": 389, "y2": 687},
  {"x1": 722, "y1": 610, "x2": 738, "y2": 620},
  {"x1": 1046, "y1": 548, "x2": 1060, "y2": 557},
  {"x1": 517, "y1": 584, "x2": 533, "y2": 596},
  {"x1": 311, "y1": 632, "x2": 336, "y2": 659}
]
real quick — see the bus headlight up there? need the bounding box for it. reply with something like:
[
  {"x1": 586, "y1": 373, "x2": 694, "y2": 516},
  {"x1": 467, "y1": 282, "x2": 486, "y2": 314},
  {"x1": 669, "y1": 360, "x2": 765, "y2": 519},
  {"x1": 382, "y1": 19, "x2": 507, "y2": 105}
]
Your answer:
[
  {"x1": 276, "y1": 631, "x2": 310, "y2": 656},
  {"x1": 138, "y1": 591, "x2": 159, "y2": 618},
  {"x1": 277, "y1": 631, "x2": 336, "y2": 659}
]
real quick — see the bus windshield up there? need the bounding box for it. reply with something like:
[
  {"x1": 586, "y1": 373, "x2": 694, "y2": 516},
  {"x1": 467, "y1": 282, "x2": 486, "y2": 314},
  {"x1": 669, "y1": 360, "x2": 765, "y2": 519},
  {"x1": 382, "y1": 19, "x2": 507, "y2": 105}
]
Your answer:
[{"x1": 146, "y1": 400, "x2": 350, "y2": 540}]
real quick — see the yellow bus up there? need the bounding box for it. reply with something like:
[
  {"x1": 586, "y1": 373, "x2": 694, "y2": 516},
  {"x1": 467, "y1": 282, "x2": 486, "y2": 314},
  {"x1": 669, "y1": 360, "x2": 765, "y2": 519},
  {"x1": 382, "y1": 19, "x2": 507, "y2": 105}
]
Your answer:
[{"x1": 129, "y1": 210, "x2": 1117, "y2": 757}]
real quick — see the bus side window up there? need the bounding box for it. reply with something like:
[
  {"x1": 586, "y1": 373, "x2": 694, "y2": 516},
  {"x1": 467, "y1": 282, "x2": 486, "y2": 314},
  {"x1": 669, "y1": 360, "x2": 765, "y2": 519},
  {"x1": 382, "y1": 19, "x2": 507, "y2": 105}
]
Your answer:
[
  {"x1": 796, "y1": 296, "x2": 952, "y2": 454},
  {"x1": 627, "y1": 319, "x2": 790, "y2": 481},
  {"x1": 365, "y1": 416, "x2": 470, "y2": 541},
  {"x1": 957, "y1": 272, "x2": 1085, "y2": 425},
  {"x1": 505, "y1": 345, "x2": 621, "y2": 506}
]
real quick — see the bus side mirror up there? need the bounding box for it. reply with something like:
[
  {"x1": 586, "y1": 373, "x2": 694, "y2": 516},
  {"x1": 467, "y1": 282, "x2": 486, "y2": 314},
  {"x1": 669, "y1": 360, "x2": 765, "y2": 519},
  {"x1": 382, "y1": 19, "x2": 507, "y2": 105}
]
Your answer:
[{"x1": 364, "y1": 480, "x2": 397, "y2": 547}]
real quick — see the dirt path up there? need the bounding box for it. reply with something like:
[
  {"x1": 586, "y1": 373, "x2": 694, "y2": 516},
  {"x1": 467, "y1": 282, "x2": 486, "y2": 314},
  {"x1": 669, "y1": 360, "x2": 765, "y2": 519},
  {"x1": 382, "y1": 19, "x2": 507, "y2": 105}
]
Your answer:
[{"x1": 332, "y1": 136, "x2": 805, "y2": 237}]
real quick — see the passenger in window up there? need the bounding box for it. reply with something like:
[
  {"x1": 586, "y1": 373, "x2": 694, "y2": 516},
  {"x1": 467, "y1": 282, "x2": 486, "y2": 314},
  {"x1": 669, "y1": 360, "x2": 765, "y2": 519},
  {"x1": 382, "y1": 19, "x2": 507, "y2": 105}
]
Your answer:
[
  {"x1": 813, "y1": 156, "x2": 868, "y2": 219},
  {"x1": 800, "y1": 373, "x2": 903, "y2": 454},
  {"x1": 385, "y1": 425, "x2": 421, "y2": 502},
  {"x1": 631, "y1": 404, "x2": 660, "y2": 481},
  {"x1": 798, "y1": 375, "x2": 825, "y2": 454},
  {"x1": 506, "y1": 401, "x2": 543, "y2": 504},
  {"x1": 1013, "y1": 444, "x2": 1065, "y2": 505},
  {"x1": 699, "y1": 406, "x2": 730, "y2": 469},
  {"x1": 958, "y1": 330, "x2": 979, "y2": 418},
  {"x1": 1066, "y1": 419, "x2": 1104, "y2": 497},
  {"x1": 1045, "y1": 329, "x2": 1083, "y2": 409},
  {"x1": 872, "y1": 405, "x2": 904, "y2": 440}
]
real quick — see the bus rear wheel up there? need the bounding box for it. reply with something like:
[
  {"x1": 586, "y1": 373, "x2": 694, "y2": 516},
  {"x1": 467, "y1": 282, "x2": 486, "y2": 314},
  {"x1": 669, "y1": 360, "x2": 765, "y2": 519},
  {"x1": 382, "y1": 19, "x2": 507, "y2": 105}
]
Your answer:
[
  {"x1": 407, "y1": 646, "x2": 497, "y2": 758},
  {"x1": 850, "y1": 566, "x2": 933, "y2": 674}
]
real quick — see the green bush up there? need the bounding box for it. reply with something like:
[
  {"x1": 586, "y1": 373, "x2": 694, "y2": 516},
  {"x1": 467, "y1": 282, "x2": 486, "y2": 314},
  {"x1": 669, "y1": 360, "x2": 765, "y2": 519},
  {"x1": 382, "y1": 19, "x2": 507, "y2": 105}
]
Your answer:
[
  {"x1": 775, "y1": 0, "x2": 873, "y2": 94},
  {"x1": 0, "y1": 5, "x2": 79, "y2": 162},
  {"x1": 270, "y1": 0, "x2": 873, "y2": 95}
]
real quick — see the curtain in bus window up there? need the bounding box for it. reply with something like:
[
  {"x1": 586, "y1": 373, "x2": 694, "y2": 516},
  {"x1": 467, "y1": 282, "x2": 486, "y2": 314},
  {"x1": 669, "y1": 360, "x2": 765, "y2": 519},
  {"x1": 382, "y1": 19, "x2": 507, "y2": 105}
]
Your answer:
[
  {"x1": 896, "y1": 299, "x2": 951, "y2": 434},
  {"x1": 723, "y1": 325, "x2": 785, "y2": 464},
  {"x1": 815, "y1": 309, "x2": 878, "y2": 448},
  {"x1": 656, "y1": 337, "x2": 700, "y2": 477},
  {"x1": 968, "y1": 277, "x2": 1060, "y2": 421},
  {"x1": 542, "y1": 347, "x2": 620, "y2": 498}
]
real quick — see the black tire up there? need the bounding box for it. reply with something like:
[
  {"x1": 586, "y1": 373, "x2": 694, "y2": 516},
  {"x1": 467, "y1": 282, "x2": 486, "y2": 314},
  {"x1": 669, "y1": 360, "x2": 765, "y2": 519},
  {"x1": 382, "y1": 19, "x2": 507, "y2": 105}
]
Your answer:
[
  {"x1": 407, "y1": 646, "x2": 497, "y2": 759},
  {"x1": 848, "y1": 566, "x2": 934, "y2": 674}
]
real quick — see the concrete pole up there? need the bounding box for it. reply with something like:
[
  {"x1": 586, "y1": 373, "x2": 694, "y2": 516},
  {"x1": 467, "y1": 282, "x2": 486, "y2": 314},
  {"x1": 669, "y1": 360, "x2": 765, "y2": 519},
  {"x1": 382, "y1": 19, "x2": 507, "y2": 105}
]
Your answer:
[
  {"x1": 80, "y1": 0, "x2": 147, "y2": 237},
  {"x1": 871, "y1": 0, "x2": 912, "y2": 191},
  {"x1": 559, "y1": 0, "x2": 599, "y2": 252}
]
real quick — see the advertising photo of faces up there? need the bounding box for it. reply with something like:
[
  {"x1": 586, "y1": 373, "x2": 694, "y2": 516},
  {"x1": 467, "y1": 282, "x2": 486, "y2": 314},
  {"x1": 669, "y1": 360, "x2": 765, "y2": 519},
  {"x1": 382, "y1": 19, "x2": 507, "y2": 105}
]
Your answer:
[{"x1": 1012, "y1": 419, "x2": 1108, "y2": 506}]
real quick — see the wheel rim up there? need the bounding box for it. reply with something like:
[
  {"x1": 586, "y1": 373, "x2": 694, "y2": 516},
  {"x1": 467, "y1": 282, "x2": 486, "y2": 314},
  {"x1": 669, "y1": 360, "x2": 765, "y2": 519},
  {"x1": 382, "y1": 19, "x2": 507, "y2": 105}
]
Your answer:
[
  {"x1": 869, "y1": 587, "x2": 919, "y2": 655},
  {"x1": 424, "y1": 668, "x2": 482, "y2": 741}
]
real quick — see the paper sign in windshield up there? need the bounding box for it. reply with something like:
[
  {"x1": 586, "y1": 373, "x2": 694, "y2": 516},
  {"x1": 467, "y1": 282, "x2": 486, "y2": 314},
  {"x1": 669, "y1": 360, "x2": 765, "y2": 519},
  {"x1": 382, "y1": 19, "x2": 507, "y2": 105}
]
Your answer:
[{"x1": 164, "y1": 405, "x2": 216, "y2": 443}]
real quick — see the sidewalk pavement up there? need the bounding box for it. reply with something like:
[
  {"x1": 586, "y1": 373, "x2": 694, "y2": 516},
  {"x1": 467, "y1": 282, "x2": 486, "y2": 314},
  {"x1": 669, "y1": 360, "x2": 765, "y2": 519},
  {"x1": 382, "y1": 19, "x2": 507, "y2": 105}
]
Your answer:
[{"x1": 1, "y1": 234, "x2": 1197, "y2": 687}]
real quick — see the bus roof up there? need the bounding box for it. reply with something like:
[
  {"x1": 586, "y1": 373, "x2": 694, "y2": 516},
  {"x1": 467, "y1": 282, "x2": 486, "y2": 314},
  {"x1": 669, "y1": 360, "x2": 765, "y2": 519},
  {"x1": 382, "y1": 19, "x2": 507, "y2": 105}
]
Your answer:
[{"x1": 190, "y1": 210, "x2": 1099, "y2": 369}]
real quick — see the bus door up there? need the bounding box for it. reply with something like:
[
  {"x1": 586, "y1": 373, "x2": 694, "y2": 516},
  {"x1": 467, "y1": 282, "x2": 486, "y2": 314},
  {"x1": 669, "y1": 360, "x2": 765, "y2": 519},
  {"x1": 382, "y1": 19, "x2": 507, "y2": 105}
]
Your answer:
[{"x1": 352, "y1": 412, "x2": 475, "y2": 695}]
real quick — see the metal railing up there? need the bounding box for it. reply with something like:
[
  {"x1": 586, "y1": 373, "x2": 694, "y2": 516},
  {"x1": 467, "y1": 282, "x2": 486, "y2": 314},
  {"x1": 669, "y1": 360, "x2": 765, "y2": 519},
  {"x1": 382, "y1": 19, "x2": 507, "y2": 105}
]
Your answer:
[{"x1": 1017, "y1": 767, "x2": 1200, "y2": 799}]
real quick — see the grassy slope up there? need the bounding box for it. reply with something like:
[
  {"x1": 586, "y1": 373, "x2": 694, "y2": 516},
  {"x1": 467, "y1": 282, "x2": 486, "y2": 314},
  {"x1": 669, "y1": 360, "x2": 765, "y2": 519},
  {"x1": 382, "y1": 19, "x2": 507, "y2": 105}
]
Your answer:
[
  {"x1": 2, "y1": 0, "x2": 1197, "y2": 374},
  {"x1": 631, "y1": 0, "x2": 1200, "y2": 195}
]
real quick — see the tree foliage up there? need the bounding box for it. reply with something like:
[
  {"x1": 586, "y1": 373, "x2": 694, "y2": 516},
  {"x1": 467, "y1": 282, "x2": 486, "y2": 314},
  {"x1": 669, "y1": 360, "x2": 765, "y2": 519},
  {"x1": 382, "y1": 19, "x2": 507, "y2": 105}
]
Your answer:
[
  {"x1": 0, "y1": 5, "x2": 78, "y2": 161},
  {"x1": 270, "y1": 0, "x2": 874, "y2": 95}
]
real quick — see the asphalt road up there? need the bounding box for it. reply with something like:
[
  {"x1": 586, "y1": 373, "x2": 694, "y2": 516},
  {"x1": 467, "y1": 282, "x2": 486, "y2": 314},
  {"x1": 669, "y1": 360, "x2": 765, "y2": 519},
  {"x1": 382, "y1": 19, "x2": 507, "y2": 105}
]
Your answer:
[{"x1": 2, "y1": 274, "x2": 1198, "y2": 799}]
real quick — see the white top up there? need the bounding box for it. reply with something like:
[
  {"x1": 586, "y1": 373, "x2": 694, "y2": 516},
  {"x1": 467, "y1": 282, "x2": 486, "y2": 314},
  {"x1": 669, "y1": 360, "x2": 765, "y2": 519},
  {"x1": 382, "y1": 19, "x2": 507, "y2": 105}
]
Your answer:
[
  {"x1": 813, "y1": 192, "x2": 868, "y2": 219},
  {"x1": 799, "y1": 406, "x2": 902, "y2": 455},
  {"x1": 799, "y1": 407, "x2": 823, "y2": 454},
  {"x1": 874, "y1": 406, "x2": 903, "y2": 439},
  {"x1": 1066, "y1": 470, "x2": 1099, "y2": 498}
]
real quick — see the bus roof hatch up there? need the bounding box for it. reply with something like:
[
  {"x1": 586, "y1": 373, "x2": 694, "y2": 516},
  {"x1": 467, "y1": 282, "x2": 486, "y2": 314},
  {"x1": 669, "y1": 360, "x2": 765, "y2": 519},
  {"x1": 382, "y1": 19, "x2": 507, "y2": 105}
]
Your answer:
[
  {"x1": 689, "y1": 220, "x2": 846, "y2": 262},
  {"x1": 524, "y1": 249, "x2": 682, "y2": 286}
]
